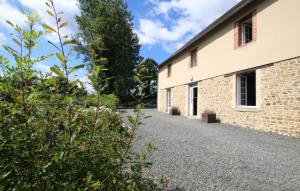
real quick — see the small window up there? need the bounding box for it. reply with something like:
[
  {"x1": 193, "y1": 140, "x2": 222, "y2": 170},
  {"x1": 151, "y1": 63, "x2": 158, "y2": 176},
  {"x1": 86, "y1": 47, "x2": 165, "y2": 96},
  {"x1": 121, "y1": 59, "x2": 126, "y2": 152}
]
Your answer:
[
  {"x1": 190, "y1": 49, "x2": 197, "y2": 67},
  {"x1": 237, "y1": 71, "x2": 256, "y2": 106},
  {"x1": 235, "y1": 11, "x2": 256, "y2": 48},
  {"x1": 240, "y1": 17, "x2": 253, "y2": 45},
  {"x1": 167, "y1": 64, "x2": 172, "y2": 77},
  {"x1": 167, "y1": 89, "x2": 171, "y2": 108}
]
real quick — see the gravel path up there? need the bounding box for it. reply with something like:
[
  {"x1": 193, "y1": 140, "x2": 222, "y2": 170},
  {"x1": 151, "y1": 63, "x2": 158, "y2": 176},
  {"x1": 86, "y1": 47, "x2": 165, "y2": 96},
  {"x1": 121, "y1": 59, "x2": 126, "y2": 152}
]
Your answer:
[{"x1": 123, "y1": 109, "x2": 300, "y2": 191}]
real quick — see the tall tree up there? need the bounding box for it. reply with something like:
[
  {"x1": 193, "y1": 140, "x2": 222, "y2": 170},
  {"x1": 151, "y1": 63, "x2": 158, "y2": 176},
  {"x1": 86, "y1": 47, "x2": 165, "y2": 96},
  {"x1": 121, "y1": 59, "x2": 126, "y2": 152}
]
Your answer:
[
  {"x1": 76, "y1": 0, "x2": 141, "y2": 100},
  {"x1": 138, "y1": 58, "x2": 158, "y2": 97}
]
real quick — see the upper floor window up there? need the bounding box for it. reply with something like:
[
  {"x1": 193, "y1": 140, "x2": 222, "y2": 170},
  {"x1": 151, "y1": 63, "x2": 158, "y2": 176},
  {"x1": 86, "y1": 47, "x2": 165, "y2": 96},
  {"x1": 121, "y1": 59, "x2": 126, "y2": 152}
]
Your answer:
[
  {"x1": 235, "y1": 10, "x2": 257, "y2": 48},
  {"x1": 240, "y1": 17, "x2": 252, "y2": 44},
  {"x1": 167, "y1": 64, "x2": 172, "y2": 77},
  {"x1": 190, "y1": 49, "x2": 197, "y2": 67}
]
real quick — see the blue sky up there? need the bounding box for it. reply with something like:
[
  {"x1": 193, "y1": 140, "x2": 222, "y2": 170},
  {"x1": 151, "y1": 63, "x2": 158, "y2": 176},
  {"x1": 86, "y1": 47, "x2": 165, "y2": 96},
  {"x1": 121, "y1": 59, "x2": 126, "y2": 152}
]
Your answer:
[
  {"x1": 127, "y1": 0, "x2": 240, "y2": 63},
  {"x1": 0, "y1": 0, "x2": 240, "y2": 90}
]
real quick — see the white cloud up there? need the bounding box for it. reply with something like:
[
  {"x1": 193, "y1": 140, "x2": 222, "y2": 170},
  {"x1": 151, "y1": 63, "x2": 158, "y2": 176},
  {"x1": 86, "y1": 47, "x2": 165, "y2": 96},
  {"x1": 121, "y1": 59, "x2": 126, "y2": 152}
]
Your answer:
[
  {"x1": 18, "y1": 0, "x2": 80, "y2": 41},
  {"x1": 78, "y1": 75, "x2": 94, "y2": 93},
  {"x1": 0, "y1": 32, "x2": 7, "y2": 46},
  {"x1": 34, "y1": 62, "x2": 50, "y2": 72},
  {"x1": 0, "y1": 0, "x2": 27, "y2": 27},
  {"x1": 136, "y1": 0, "x2": 241, "y2": 53},
  {"x1": 136, "y1": 18, "x2": 197, "y2": 45},
  {"x1": 0, "y1": 0, "x2": 80, "y2": 42}
]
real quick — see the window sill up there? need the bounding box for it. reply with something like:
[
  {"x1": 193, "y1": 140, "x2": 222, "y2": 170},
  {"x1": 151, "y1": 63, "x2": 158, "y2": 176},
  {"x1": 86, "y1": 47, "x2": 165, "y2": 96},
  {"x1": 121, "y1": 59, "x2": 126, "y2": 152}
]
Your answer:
[
  {"x1": 235, "y1": 106, "x2": 260, "y2": 112},
  {"x1": 236, "y1": 40, "x2": 255, "y2": 49}
]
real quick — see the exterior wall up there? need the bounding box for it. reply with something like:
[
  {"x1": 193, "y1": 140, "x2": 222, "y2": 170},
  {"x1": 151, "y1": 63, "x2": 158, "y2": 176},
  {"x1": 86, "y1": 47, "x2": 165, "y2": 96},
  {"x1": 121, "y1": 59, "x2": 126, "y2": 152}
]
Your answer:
[
  {"x1": 157, "y1": 85, "x2": 189, "y2": 116},
  {"x1": 171, "y1": 85, "x2": 188, "y2": 116},
  {"x1": 158, "y1": 89, "x2": 167, "y2": 112},
  {"x1": 198, "y1": 58, "x2": 300, "y2": 137},
  {"x1": 158, "y1": 0, "x2": 300, "y2": 90}
]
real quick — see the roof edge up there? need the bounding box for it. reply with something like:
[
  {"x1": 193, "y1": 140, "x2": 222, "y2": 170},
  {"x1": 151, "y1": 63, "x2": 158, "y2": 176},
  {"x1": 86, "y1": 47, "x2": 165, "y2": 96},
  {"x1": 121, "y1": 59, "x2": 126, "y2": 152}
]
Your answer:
[{"x1": 158, "y1": 0, "x2": 255, "y2": 69}]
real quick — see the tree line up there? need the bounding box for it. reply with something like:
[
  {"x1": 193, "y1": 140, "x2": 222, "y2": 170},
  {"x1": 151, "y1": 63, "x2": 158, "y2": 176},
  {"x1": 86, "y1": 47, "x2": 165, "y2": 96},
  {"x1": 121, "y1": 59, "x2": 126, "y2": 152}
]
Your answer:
[{"x1": 76, "y1": 0, "x2": 158, "y2": 102}]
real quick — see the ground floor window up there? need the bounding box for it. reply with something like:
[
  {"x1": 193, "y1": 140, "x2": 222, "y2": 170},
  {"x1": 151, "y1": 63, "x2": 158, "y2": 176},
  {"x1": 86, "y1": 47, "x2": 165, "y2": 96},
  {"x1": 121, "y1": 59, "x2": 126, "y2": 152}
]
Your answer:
[
  {"x1": 167, "y1": 89, "x2": 171, "y2": 108},
  {"x1": 236, "y1": 71, "x2": 256, "y2": 106}
]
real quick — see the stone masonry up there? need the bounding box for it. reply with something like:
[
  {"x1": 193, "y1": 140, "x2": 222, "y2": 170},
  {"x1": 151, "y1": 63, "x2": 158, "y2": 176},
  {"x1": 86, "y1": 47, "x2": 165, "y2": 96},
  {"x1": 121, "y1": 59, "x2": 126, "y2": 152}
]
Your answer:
[
  {"x1": 171, "y1": 85, "x2": 188, "y2": 116},
  {"x1": 198, "y1": 57, "x2": 300, "y2": 137},
  {"x1": 159, "y1": 57, "x2": 300, "y2": 137},
  {"x1": 158, "y1": 85, "x2": 188, "y2": 115},
  {"x1": 158, "y1": 89, "x2": 167, "y2": 112}
]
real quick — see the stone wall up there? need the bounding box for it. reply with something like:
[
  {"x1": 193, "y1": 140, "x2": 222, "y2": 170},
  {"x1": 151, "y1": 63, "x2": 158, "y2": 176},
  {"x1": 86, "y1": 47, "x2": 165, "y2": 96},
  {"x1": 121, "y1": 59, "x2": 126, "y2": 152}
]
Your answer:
[
  {"x1": 198, "y1": 57, "x2": 300, "y2": 137},
  {"x1": 158, "y1": 85, "x2": 188, "y2": 115},
  {"x1": 158, "y1": 89, "x2": 167, "y2": 112},
  {"x1": 171, "y1": 85, "x2": 188, "y2": 116},
  {"x1": 158, "y1": 57, "x2": 300, "y2": 136}
]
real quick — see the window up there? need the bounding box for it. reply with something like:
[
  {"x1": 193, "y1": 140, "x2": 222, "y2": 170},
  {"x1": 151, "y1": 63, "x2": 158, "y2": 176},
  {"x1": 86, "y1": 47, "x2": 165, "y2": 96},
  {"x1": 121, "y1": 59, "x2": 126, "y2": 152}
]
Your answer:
[
  {"x1": 190, "y1": 49, "x2": 197, "y2": 67},
  {"x1": 240, "y1": 17, "x2": 253, "y2": 44},
  {"x1": 236, "y1": 71, "x2": 256, "y2": 106},
  {"x1": 167, "y1": 89, "x2": 171, "y2": 108},
  {"x1": 167, "y1": 64, "x2": 172, "y2": 77},
  {"x1": 234, "y1": 11, "x2": 256, "y2": 48}
]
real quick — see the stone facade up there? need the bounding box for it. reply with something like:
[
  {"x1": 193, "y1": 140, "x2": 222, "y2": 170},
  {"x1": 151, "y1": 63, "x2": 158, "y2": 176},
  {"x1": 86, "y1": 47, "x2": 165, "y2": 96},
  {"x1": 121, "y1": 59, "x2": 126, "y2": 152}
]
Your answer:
[
  {"x1": 171, "y1": 85, "x2": 188, "y2": 116},
  {"x1": 158, "y1": 85, "x2": 188, "y2": 115},
  {"x1": 198, "y1": 57, "x2": 300, "y2": 137},
  {"x1": 158, "y1": 57, "x2": 300, "y2": 137},
  {"x1": 158, "y1": 89, "x2": 167, "y2": 112}
]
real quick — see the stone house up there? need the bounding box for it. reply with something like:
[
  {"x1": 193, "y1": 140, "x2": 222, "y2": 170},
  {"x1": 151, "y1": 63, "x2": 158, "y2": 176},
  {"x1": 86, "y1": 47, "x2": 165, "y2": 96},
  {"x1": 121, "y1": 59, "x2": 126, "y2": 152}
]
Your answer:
[{"x1": 157, "y1": 0, "x2": 300, "y2": 136}]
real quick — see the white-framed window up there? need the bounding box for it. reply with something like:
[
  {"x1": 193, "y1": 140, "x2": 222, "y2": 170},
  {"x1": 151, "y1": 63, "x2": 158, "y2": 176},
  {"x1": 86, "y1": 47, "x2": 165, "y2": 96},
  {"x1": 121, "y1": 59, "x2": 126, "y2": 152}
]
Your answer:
[
  {"x1": 239, "y1": 15, "x2": 253, "y2": 45},
  {"x1": 167, "y1": 89, "x2": 171, "y2": 108},
  {"x1": 190, "y1": 49, "x2": 197, "y2": 67},
  {"x1": 241, "y1": 17, "x2": 253, "y2": 44},
  {"x1": 236, "y1": 71, "x2": 256, "y2": 107},
  {"x1": 234, "y1": 10, "x2": 256, "y2": 49}
]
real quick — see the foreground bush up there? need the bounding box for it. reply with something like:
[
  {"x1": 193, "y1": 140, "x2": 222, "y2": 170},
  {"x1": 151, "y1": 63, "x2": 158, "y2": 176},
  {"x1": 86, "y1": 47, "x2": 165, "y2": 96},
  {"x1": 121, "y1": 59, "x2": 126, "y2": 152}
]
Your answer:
[
  {"x1": 86, "y1": 94, "x2": 119, "y2": 109},
  {"x1": 0, "y1": 1, "x2": 164, "y2": 190}
]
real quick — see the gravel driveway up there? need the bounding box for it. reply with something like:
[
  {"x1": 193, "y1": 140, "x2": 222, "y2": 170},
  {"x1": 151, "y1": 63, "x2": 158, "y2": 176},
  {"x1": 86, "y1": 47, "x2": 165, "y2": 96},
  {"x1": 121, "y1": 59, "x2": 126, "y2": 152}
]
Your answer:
[{"x1": 123, "y1": 109, "x2": 300, "y2": 191}]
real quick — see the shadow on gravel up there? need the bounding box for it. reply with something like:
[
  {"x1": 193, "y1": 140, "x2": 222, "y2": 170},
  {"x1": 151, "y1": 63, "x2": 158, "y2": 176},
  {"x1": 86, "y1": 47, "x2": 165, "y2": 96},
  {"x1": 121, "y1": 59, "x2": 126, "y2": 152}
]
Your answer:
[{"x1": 167, "y1": 188, "x2": 185, "y2": 191}]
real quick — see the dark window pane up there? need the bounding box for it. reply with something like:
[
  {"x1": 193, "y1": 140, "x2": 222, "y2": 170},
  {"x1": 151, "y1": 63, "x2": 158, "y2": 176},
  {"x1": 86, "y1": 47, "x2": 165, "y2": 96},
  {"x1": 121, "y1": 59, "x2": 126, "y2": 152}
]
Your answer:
[
  {"x1": 246, "y1": 72, "x2": 256, "y2": 106},
  {"x1": 238, "y1": 71, "x2": 256, "y2": 106},
  {"x1": 239, "y1": 17, "x2": 253, "y2": 45}
]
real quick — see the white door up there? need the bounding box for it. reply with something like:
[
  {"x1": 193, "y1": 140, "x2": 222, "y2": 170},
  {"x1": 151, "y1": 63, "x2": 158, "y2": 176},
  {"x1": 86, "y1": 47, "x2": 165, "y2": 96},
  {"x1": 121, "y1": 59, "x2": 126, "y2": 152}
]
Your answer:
[{"x1": 189, "y1": 85, "x2": 198, "y2": 116}]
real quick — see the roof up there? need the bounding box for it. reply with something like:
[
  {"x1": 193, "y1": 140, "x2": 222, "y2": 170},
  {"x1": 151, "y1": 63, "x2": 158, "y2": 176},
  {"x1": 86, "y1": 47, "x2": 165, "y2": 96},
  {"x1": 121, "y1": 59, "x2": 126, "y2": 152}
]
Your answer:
[{"x1": 158, "y1": 0, "x2": 255, "y2": 69}]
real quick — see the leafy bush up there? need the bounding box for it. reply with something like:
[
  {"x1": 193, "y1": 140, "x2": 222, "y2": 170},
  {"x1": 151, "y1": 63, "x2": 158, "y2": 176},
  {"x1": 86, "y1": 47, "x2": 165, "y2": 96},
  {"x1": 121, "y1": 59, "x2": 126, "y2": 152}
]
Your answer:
[
  {"x1": 0, "y1": 1, "x2": 165, "y2": 190},
  {"x1": 87, "y1": 94, "x2": 119, "y2": 109}
]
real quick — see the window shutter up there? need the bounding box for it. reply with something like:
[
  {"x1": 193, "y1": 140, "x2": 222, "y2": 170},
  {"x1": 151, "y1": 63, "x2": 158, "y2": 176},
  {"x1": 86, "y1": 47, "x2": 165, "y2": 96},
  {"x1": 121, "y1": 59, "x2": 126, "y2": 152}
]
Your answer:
[
  {"x1": 190, "y1": 52, "x2": 192, "y2": 68},
  {"x1": 167, "y1": 64, "x2": 171, "y2": 77},
  {"x1": 252, "y1": 10, "x2": 257, "y2": 42},
  {"x1": 234, "y1": 23, "x2": 240, "y2": 49}
]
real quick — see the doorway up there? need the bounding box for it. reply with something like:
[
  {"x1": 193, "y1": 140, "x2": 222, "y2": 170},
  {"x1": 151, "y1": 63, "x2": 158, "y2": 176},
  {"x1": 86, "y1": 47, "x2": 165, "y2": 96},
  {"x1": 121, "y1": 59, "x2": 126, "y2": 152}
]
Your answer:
[{"x1": 189, "y1": 85, "x2": 198, "y2": 116}]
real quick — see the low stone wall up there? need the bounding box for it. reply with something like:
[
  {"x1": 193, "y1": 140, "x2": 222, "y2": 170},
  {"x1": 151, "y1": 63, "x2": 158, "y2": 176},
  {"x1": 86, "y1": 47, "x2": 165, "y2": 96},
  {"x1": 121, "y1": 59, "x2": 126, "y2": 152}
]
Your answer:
[{"x1": 198, "y1": 57, "x2": 300, "y2": 136}]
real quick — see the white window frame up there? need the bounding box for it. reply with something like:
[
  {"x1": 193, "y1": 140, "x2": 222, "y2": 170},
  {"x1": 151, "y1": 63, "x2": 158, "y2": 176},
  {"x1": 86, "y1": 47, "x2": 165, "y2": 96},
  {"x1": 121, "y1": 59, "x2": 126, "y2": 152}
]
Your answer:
[
  {"x1": 189, "y1": 84, "x2": 198, "y2": 116},
  {"x1": 167, "y1": 89, "x2": 171, "y2": 110},
  {"x1": 236, "y1": 72, "x2": 256, "y2": 108},
  {"x1": 241, "y1": 18, "x2": 253, "y2": 45}
]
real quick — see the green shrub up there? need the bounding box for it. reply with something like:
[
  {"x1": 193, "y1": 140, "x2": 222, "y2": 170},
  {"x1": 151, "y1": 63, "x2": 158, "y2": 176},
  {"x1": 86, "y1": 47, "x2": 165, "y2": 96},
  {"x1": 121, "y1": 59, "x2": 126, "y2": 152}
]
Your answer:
[
  {"x1": 87, "y1": 94, "x2": 119, "y2": 109},
  {"x1": 0, "y1": 1, "x2": 165, "y2": 190}
]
